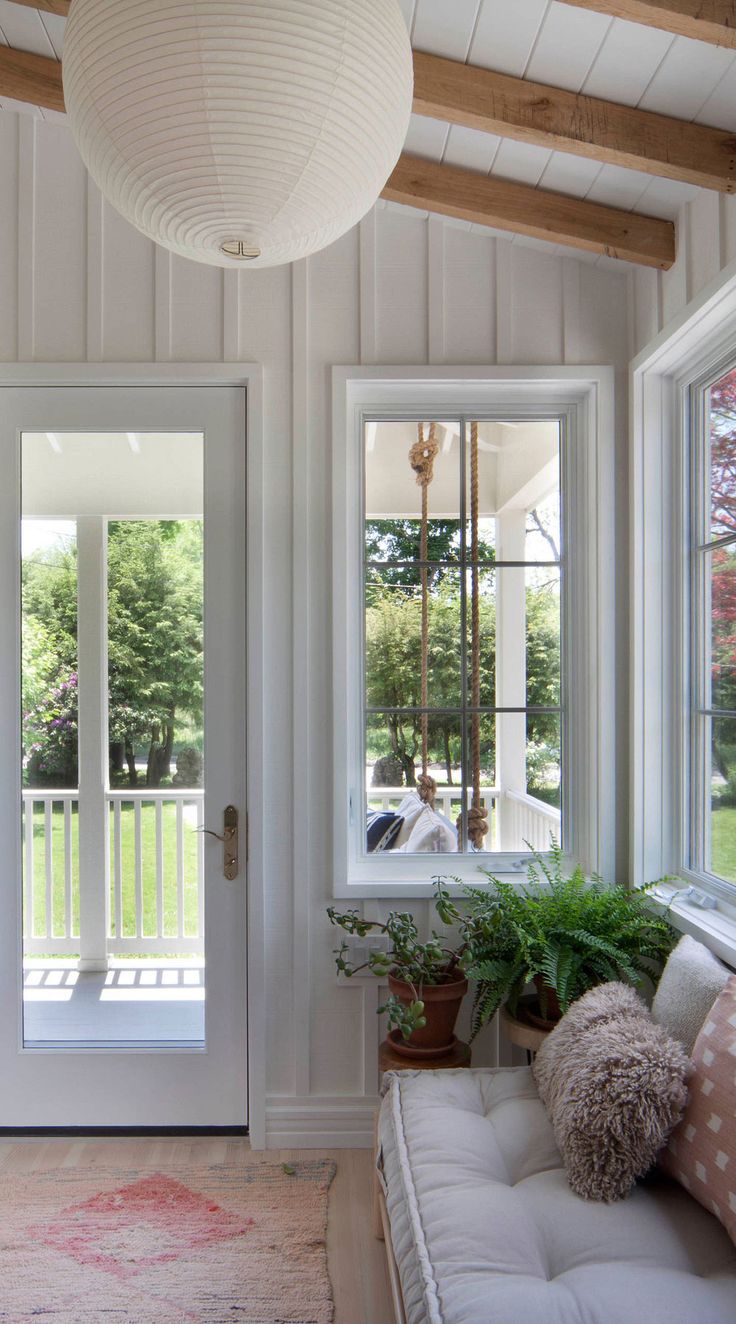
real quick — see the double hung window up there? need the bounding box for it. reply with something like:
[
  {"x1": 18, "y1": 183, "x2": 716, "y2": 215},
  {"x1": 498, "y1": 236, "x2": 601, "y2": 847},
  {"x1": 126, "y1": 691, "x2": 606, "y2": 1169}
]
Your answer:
[
  {"x1": 363, "y1": 416, "x2": 563, "y2": 858},
  {"x1": 333, "y1": 370, "x2": 615, "y2": 896}
]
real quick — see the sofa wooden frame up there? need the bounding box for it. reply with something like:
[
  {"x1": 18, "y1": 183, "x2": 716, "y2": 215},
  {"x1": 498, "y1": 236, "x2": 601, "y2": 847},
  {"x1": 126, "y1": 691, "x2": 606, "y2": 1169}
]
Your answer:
[{"x1": 373, "y1": 1137, "x2": 408, "y2": 1324}]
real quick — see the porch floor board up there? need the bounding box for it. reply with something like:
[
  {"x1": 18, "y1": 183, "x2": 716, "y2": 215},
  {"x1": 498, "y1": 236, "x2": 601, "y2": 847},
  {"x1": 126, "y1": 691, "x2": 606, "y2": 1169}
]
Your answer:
[{"x1": 22, "y1": 960, "x2": 205, "y2": 1045}]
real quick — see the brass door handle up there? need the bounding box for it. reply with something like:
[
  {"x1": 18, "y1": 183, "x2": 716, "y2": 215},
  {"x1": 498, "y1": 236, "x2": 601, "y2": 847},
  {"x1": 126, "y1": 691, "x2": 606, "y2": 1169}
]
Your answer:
[{"x1": 198, "y1": 805, "x2": 238, "y2": 880}]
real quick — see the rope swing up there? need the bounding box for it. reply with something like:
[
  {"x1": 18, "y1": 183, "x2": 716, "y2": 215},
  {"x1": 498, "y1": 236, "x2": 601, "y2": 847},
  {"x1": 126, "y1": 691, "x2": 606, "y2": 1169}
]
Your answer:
[
  {"x1": 466, "y1": 421, "x2": 489, "y2": 849},
  {"x1": 409, "y1": 420, "x2": 488, "y2": 848},
  {"x1": 410, "y1": 422, "x2": 439, "y2": 811}
]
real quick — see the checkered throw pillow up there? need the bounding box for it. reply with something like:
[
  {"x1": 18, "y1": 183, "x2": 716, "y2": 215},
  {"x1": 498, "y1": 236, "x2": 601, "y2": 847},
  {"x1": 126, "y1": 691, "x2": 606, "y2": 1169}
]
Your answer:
[{"x1": 660, "y1": 974, "x2": 736, "y2": 1245}]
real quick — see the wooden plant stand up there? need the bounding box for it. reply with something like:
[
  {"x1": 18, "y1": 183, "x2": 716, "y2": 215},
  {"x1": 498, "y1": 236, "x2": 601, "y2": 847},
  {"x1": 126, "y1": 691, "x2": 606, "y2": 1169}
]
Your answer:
[
  {"x1": 500, "y1": 997, "x2": 552, "y2": 1060},
  {"x1": 379, "y1": 1037, "x2": 471, "y2": 1075}
]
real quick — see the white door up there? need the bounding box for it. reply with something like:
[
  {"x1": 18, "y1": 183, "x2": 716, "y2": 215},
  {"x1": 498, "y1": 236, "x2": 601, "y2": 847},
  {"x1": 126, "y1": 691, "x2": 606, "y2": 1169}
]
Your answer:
[{"x1": 0, "y1": 385, "x2": 247, "y2": 1127}]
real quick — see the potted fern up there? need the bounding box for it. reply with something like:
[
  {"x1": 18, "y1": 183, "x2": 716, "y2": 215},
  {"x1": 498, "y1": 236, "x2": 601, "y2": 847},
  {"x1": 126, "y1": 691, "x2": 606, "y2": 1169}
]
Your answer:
[{"x1": 436, "y1": 842, "x2": 676, "y2": 1039}]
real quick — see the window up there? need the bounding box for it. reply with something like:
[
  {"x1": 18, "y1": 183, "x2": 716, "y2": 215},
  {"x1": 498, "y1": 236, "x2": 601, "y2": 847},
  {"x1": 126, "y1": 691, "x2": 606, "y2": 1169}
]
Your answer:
[
  {"x1": 333, "y1": 370, "x2": 615, "y2": 896},
  {"x1": 690, "y1": 361, "x2": 736, "y2": 889},
  {"x1": 363, "y1": 417, "x2": 563, "y2": 857}
]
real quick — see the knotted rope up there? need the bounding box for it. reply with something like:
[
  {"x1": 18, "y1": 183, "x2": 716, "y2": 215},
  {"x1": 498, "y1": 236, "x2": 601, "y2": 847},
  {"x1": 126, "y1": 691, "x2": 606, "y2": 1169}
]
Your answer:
[{"x1": 411, "y1": 422, "x2": 439, "y2": 810}]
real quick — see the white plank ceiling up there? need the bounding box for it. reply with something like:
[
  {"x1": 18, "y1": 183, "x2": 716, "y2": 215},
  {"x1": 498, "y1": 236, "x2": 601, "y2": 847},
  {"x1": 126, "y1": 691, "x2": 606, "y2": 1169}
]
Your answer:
[{"x1": 1, "y1": 0, "x2": 735, "y2": 268}]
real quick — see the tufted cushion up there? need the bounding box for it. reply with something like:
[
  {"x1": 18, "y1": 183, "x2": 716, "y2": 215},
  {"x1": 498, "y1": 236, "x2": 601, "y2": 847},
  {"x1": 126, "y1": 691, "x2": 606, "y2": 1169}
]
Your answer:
[
  {"x1": 652, "y1": 934, "x2": 730, "y2": 1054},
  {"x1": 378, "y1": 1067, "x2": 736, "y2": 1324},
  {"x1": 532, "y1": 983, "x2": 691, "y2": 1201},
  {"x1": 660, "y1": 976, "x2": 736, "y2": 1246}
]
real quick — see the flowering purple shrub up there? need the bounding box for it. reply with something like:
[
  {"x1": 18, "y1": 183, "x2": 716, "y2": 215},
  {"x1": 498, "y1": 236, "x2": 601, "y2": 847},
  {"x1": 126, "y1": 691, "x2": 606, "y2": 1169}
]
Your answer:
[{"x1": 23, "y1": 673, "x2": 78, "y2": 787}]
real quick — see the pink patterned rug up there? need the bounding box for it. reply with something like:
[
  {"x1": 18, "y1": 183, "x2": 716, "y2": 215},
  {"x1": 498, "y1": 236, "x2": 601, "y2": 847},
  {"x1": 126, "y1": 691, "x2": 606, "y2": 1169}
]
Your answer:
[{"x1": 0, "y1": 1159, "x2": 335, "y2": 1322}]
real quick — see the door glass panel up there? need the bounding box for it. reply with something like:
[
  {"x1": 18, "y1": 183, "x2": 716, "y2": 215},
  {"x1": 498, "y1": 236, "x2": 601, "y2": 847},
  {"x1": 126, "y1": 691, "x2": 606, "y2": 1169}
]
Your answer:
[{"x1": 21, "y1": 431, "x2": 205, "y2": 1047}]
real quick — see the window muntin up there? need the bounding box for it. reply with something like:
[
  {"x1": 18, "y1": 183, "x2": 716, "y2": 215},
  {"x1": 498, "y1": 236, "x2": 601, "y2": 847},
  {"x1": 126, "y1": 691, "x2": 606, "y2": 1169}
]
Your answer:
[
  {"x1": 691, "y1": 364, "x2": 736, "y2": 889},
  {"x1": 363, "y1": 416, "x2": 563, "y2": 857}
]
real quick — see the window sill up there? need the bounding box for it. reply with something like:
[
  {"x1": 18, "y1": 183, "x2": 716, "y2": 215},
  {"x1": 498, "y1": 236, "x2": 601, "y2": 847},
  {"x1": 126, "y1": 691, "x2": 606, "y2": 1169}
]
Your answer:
[
  {"x1": 649, "y1": 883, "x2": 736, "y2": 968},
  {"x1": 335, "y1": 850, "x2": 575, "y2": 898}
]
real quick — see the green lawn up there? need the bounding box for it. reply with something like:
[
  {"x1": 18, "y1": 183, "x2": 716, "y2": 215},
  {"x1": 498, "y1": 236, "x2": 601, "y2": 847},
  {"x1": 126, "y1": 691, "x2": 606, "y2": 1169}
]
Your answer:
[
  {"x1": 711, "y1": 805, "x2": 736, "y2": 884},
  {"x1": 24, "y1": 801, "x2": 200, "y2": 946}
]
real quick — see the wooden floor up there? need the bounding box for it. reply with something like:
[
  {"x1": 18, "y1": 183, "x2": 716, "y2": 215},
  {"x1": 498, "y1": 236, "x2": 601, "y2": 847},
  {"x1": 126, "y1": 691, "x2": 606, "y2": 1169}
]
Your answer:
[{"x1": 0, "y1": 1137, "x2": 394, "y2": 1324}]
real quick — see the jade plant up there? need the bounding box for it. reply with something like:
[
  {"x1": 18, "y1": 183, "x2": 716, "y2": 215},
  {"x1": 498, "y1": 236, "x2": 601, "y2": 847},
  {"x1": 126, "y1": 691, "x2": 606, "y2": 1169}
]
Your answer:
[{"x1": 327, "y1": 905, "x2": 473, "y2": 1041}]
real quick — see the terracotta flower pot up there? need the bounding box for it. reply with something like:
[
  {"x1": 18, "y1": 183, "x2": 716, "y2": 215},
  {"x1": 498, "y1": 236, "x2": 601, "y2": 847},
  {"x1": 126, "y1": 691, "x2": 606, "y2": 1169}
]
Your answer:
[
  {"x1": 387, "y1": 971, "x2": 468, "y2": 1059},
  {"x1": 531, "y1": 975, "x2": 562, "y2": 1026}
]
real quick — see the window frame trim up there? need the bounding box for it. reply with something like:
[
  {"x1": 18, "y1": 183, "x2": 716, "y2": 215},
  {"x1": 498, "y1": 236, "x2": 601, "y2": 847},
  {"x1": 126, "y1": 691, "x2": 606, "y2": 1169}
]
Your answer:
[
  {"x1": 332, "y1": 367, "x2": 616, "y2": 898},
  {"x1": 631, "y1": 265, "x2": 736, "y2": 908},
  {"x1": 686, "y1": 349, "x2": 736, "y2": 895}
]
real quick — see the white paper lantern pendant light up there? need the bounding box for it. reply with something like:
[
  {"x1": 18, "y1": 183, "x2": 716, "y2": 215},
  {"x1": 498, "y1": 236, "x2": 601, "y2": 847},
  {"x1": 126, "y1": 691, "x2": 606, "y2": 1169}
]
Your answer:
[{"x1": 62, "y1": 0, "x2": 413, "y2": 270}]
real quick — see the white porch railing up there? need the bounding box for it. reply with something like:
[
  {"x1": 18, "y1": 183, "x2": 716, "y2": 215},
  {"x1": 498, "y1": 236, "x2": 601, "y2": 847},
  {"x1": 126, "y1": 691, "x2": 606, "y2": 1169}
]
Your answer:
[
  {"x1": 22, "y1": 787, "x2": 204, "y2": 957},
  {"x1": 365, "y1": 785, "x2": 560, "y2": 853},
  {"x1": 22, "y1": 790, "x2": 79, "y2": 956},
  {"x1": 107, "y1": 790, "x2": 204, "y2": 955},
  {"x1": 500, "y1": 789, "x2": 561, "y2": 852}
]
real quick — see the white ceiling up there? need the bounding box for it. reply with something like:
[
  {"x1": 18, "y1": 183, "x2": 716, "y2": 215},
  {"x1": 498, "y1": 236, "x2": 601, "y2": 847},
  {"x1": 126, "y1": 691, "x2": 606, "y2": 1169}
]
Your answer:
[
  {"x1": 22, "y1": 432, "x2": 204, "y2": 517},
  {"x1": 1, "y1": 0, "x2": 733, "y2": 269},
  {"x1": 365, "y1": 419, "x2": 559, "y2": 518}
]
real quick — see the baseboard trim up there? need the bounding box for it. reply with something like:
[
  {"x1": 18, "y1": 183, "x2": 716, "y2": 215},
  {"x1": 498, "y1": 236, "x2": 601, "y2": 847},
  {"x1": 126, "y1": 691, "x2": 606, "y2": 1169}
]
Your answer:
[
  {"x1": 0, "y1": 1126, "x2": 249, "y2": 1137},
  {"x1": 265, "y1": 1095, "x2": 378, "y2": 1149}
]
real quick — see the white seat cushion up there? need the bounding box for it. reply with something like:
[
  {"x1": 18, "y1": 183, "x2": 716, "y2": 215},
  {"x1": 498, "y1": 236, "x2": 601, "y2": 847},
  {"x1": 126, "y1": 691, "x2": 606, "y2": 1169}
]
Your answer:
[{"x1": 377, "y1": 1067, "x2": 736, "y2": 1324}]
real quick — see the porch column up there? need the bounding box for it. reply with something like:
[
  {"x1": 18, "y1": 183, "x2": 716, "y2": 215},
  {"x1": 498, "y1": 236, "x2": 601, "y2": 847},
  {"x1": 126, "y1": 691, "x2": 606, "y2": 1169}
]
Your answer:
[
  {"x1": 496, "y1": 511, "x2": 527, "y2": 849},
  {"x1": 77, "y1": 516, "x2": 109, "y2": 972}
]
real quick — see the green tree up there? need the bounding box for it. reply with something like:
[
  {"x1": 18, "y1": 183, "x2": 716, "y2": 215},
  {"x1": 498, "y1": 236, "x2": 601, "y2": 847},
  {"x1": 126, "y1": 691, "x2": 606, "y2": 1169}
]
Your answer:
[
  {"x1": 365, "y1": 590, "x2": 422, "y2": 785},
  {"x1": 107, "y1": 520, "x2": 203, "y2": 786},
  {"x1": 365, "y1": 576, "x2": 496, "y2": 786},
  {"x1": 22, "y1": 535, "x2": 79, "y2": 786},
  {"x1": 21, "y1": 520, "x2": 204, "y2": 789},
  {"x1": 364, "y1": 516, "x2": 561, "y2": 798}
]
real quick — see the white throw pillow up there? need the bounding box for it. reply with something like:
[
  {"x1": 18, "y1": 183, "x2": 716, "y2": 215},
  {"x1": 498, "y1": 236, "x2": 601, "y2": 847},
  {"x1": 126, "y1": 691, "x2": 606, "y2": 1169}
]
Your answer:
[
  {"x1": 393, "y1": 793, "x2": 457, "y2": 853},
  {"x1": 392, "y1": 791, "x2": 427, "y2": 848},
  {"x1": 651, "y1": 933, "x2": 730, "y2": 1054}
]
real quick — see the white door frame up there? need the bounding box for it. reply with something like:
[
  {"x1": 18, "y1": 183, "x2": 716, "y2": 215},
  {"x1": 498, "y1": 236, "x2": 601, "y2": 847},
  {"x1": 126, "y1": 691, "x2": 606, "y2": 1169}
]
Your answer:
[{"x1": 0, "y1": 363, "x2": 266, "y2": 1148}]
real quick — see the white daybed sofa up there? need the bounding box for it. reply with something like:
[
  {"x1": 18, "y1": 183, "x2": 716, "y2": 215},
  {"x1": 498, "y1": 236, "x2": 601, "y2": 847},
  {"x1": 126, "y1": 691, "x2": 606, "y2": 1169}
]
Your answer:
[{"x1": 375, "y1": 1065, "x2": 736, "y2": 1324}]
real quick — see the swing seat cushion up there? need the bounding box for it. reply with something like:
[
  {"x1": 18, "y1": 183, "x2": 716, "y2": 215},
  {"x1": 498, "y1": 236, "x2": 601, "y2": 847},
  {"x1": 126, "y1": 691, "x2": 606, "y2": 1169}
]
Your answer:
[{"x1": 393, "y1": 793, "x2": 457, "y2": 853}]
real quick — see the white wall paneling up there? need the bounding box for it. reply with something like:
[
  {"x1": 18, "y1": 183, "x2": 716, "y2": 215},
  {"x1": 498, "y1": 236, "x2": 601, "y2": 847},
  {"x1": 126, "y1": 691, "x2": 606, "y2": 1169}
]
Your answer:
[
  {"x1": 632, "y1": 194, "x2": 736, "y2": 358},
  {"x1": 0, "y1": 111, "x2": 18, "y2": 361},
  {"x1": 0, "y1": 111, "x2": 630, "y2": 1146}
]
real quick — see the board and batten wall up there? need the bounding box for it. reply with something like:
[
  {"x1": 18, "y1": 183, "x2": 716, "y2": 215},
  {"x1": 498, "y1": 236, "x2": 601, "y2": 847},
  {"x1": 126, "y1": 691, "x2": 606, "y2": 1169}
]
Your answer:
[
  {"x1": 632, "y1": 192, "x2": 736, "y2": 359},
  {"x1": 0, "y1": 112, "x2": 631, "y2": 1146}
]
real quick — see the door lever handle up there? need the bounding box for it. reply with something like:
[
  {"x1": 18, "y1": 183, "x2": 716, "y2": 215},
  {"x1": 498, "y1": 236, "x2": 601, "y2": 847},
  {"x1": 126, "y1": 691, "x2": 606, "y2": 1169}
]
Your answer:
[{"x1": 197, "y1": 805, "x2": 238, "y2": 880}]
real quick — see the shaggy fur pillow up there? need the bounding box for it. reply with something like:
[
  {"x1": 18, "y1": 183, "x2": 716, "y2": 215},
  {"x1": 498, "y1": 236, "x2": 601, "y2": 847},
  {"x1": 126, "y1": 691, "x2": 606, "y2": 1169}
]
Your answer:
[{"x1": 532, "y1": 982, "x2": 691, "y2": 1202}]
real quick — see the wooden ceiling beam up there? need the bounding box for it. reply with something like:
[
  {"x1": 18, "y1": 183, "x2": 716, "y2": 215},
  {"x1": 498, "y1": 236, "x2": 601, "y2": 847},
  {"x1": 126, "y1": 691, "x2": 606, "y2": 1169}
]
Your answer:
[
  {"x1": 557, "y1": 0, "x2": 736, "y2": 48},
  {"x1": 6, "y1": 1, "x2": 70, "y2": 15},
  {"x1": 382, "y1": 153, "x2": 675, "y2": 269},
  {"x1": 0, "y1": 44, "x2": 64, "y2": 113},
  {"x1": 0, "y1": 39, "x2": 677, "y2": 267},
  {"x1": 414, "y1": 51, "x2": 736, "y2": 193},
  {"x1": 6, "y1": 0, "x2": 735, "y2": 43}
]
